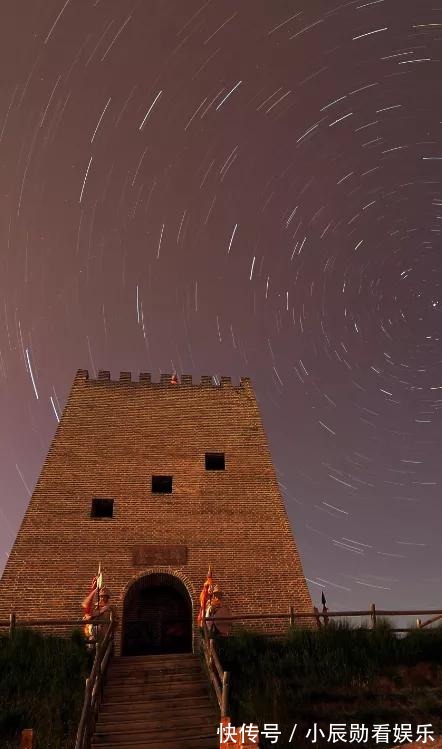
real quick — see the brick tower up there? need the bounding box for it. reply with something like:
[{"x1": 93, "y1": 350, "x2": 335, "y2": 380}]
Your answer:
[{"x1": 0, "y1": 370, "x2": 312, "y2": 653}]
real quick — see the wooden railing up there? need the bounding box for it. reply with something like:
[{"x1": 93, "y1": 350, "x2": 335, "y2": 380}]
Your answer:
[
  {"x1": 200, "y1": 605, "x2": 442, "y2": 722},
  {"x1": 75, "y1": 613, "x2": 114, "y2": 749},
  {"x1": 201, "y1": 620, "x2": 230, "y2": 718},
  {"x1": 204, "y1": 606, "x2": 442, "y2": 633},
  {"x1": 416, "y1": 613, "x2": 442, "y2": 629},
  {"x1": 0, "y1": 616, "x2": 96, "y2": 636},
  {"x1": 2, "y1": 606, "x2": 441, "y2": 638}
]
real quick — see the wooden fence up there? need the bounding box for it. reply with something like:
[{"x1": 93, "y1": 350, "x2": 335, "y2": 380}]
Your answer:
[
  {"x1": 2, "y1": 606, "x2": 442, "y2": 637},
  {"x1": 2, "y1": 605, "x2": 441, "y2": 748},
  {"x1": 201, "y1": 619, "x2": 230, "y2": 718},
  {"x1": 205, "y1": 606, "x2": 442, "y2": 632}
]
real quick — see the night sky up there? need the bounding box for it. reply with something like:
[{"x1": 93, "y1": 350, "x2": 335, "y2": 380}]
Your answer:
[{"x1": 1, "y1": 0, "x2": 441, "y2": 618}]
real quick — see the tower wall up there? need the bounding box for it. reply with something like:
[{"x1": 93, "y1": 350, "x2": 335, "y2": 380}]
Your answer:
[{"x1": 0, "y1": 370, "x2": 312, "y2": 649}]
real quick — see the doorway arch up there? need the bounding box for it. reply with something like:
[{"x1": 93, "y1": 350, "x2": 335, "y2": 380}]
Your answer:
[{"x1": 122, "y1": 572, "x2": 193, "y2": 656}]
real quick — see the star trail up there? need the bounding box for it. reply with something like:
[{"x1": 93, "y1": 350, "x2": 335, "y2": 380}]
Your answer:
[{"x1": 0, "y1": 0, "x2": 441, "y2": 615}]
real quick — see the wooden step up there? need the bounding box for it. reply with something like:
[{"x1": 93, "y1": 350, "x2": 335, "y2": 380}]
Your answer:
[
  {"x1": 91, "y1": 737, "x2": 219, "y2": 749},
  {"x1": 102, "y1": 690, "x2": 210, "y2": 705},
  {"x1": 106, "y1": 675, "x2": 205, "y2": 687},
  {"x1": 107, "y1": 666, "x2": 202, "y2": 679},
  {"x1": 98, "y1": 694, "x2": 214, "y2": 716},
  {"x1": 110, "y1": 657, "x2": 201, "y2": 666},
  {"x1": 97, "y1": 699, "x2": 216, "y2": 719},
  {"x1": 102, "y1": 680, "x2": 207, "y2": 694},
  {"x1": 101, "y1": 691, "x2": 213, "y2": 709},
  {"x1": 106, "y1": 667, "x2": 203, "y2": 682},
  {"x1": 109, "y1": 653, "x2": 201, "y2": 666},
  {"x1": 102, "y1": 682, "x2": 210, "y2": 702},
  {"x1": 108, "y1": 660, "x2": 203, "y2": 674},
  {"x1": 96, "y1": 712, "x2": 218, "y2": 733},
  {"x1": 92, "y1": 725, "x2": 218, "y2": 745},
  {"x1": 104, "y1": 671, "x2": 206, "y2": 687}
]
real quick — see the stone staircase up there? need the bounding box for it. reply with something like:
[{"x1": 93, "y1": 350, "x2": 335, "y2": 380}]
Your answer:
[{"x1": 91, "y1": 652, "x2": 220, "y2": 749}]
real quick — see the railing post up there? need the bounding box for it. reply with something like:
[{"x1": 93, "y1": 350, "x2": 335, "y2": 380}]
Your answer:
[
  {"x1": 289, "y1": 606, "x2": 295, "y2": 627},
  {"x1": 109, "y1": 610, "x2": 114, "y2": 657},
  {"x1": 370, "y1": 603, "x2": 376, "y2": 629},
  {"x1": 221, "y1": 671, "x2": 230, "y2": 719},
  {"x1": 416, "y1": 618, "x2": 421, "y2": 629},
  {"x1": 313, "y1": 606, "x2": 321, "y2": 629},
  {"x1": 20, "y1": 729, "x2": 34, "y2": 748},
  {"x1": 9, "y1": 612, "x2": 16, "y2": 639}
]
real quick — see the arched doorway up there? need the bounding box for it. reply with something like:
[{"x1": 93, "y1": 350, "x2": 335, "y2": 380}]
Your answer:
[{"x1": 122, "y1": 573, "x2": 193, "y2": 656}]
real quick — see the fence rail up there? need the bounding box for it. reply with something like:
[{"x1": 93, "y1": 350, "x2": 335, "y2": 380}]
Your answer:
[
  {"x1": 201, "y1": 620, "x2": 230, "y2": 718},
  {"x1": 205, "y1": 608, "x2": 442, "y2": 621},
  {"x1": 205, "y1": 606, "x2": 442, "y2": 632},
  {"x1": 2, "y1": 607, "x2": 442, "y2": 640}
]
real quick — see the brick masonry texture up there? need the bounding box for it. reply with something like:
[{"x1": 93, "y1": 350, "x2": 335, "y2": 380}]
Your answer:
[{"x1": 0, "y1": 370, "x2": 313, "y2": 652}]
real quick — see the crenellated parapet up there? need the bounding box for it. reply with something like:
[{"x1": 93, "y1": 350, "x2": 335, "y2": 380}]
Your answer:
[{"x1": 75, "y1": 370, "x2": 251, "y2": 388}]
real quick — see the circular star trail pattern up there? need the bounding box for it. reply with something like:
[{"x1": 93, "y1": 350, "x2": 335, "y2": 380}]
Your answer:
[{"x1": 1, "y1": 0, "x2": 441, "y2": 615}]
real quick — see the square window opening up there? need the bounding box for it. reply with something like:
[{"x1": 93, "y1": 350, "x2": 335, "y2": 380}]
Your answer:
[
  {"x1": 205, "y1": 452, "x2": 225, "y2": 470},
  {"x1": 152, "y1": 475, "x2": 173, "y2": 493},
  {"x1": 91, "y1": 498, "x2": 114, "y2": 518}
]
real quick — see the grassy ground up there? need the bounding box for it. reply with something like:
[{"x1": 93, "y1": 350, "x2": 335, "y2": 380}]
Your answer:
[
  {"x1": 216, "y1": 621, "x2": 442, "y2": 749},
  {"x1": 0, "y1": 628, "x2": 91, "y2": 749},
  {"x1": 2, "y1": 622, "x2": 441, "y2": 748}
]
